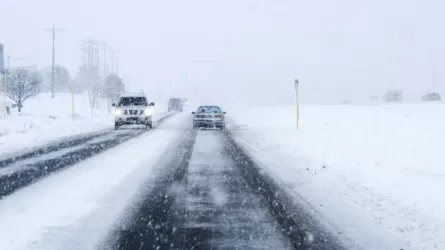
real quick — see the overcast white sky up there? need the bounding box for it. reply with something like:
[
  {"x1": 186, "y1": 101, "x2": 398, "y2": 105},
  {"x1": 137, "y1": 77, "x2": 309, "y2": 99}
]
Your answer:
[{"x1": 1, "y1": 0, "x2": 444, "y2": 104}]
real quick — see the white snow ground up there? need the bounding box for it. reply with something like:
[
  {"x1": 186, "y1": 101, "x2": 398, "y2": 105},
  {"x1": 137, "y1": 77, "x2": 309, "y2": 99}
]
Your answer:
[
  {"x1": 0, "y1": 112, "x2": 190, "y2": 250},
  {"x1": 0, "y1": 93, "x2": 168, "y2": 157},
  {"x1": 227, "y1": 103, "x2": 445, "y2": 250}
]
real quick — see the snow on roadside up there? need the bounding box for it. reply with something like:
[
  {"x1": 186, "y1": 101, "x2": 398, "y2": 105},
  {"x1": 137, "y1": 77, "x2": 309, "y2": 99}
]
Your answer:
[
  {"x1": 0, "y1": 113, "x2": 190, "y2": 250},
  {"x1": 0, "y1": 93, "x2": 168, "y2": 157},
  {"x1": 0, "y1": 93, "x2": 111, "y2": 156},
  {"x1": 228, "y1": 103, "x2": 445, "y2": 250}
]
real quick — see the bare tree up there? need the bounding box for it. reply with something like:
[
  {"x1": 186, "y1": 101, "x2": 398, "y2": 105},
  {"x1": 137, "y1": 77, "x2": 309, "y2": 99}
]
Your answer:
[
  {"x1": 54, "y1": 65, "x2": 71, "y2": 92},
  {"x1": 102, "y1": 73, "x2": 125, "y2": 102},
  {"x1": 6, "y1": 68, "x2": 42, "y2": 112},
  {"x1": 76, "y1": 64, "x2": 100, "y2": 109},
  {"x1": 42, "y1": 65, "x2": 71, "y2": 93},
  {"x1": 74, "y1": 65, "x2": 89, "y2": 92}
]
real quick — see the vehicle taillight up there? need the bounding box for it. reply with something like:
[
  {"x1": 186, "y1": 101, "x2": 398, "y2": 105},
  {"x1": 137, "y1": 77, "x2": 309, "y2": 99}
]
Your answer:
[{"x1": 216, "y1": 115, "x2": 224, "y2": 119}]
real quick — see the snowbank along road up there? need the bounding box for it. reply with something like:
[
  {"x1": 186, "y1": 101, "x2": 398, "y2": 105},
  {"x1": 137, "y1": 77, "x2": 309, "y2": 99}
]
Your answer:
[{"x1": 0, "y1": 112, "x2": 174, "y2": 198}]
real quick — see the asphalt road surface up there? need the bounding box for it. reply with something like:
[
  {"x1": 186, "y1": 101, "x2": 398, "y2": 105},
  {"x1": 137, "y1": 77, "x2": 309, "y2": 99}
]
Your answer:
[{"x1": 103, "y1": 130, "x2": 345, "y2": 250}]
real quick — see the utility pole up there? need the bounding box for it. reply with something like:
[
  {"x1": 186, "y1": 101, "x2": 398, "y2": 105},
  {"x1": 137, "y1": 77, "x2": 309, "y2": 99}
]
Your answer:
[
  {"x1": 83, "y1": 38, "x2": 101, "y2": 113},
  {"x1": 110, "y1": 50, "x2": 115, "y2": 73},
  {"x1": 115, "y1": 55, "x2": 119, "y2": 74},
  {"x1": 94, "y1": 42, "x2": 100, "y2": 109},
  {"x1": 294, "y1": 79, "x2": 300, "y2": 130},
  {"x1": 87, "y1": 38, "x2": 94, "y2": 114},
  {"x1": 2, "y1": 73, "x2": 5, "y2": 119},
  {"x1": 45, "y1": 25, "x2": 63, "y2": 99},
  {"x1": 103, "y1": 42, "x2": 108, "y2": 78},
  {"x1": 71, "y1": 79, "x2": 75, "y2": 120},
  {"x1": 109, "y1": 50, "x2": 118, "y2": 74},
  {"x1": 2, "y1": 59, "x2": 6, "y2": 118}
]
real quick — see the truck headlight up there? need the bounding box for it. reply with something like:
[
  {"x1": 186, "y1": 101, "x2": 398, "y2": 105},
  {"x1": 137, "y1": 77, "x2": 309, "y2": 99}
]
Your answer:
[
  {"x1": 144, "y1": 108, "x2": 153, "y2": 116},
  {"x1": 115, "y1": 108, "x2": 123, "y2": 116}
]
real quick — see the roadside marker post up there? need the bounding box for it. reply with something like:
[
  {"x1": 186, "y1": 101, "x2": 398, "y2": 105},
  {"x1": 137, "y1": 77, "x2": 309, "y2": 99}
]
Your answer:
[
  {"x1": 294, "y1": 79, "x2": 300, "y2": 130},
  {"x1": 2, "y1": 73, "x2": 6, "y2": 119},
  {"x1": 71, "y1": 79, "x2": 75, "y2": 120}
]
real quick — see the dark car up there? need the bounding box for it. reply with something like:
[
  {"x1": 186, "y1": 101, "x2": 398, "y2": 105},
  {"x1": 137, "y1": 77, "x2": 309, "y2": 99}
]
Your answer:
[
  {"x1": 192, "y1": 106, "x2": 226, "y2": 129},
  {"x1": 168, "y1": 98, "x2": 183, "y2": 112}
]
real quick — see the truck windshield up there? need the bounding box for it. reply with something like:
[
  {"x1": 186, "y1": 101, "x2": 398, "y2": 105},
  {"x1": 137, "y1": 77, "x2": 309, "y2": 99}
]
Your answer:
[
  {"x1": 118, "y1": 97, "x2": 148, "y2": 106},
  {"x1": 169, "y1": 99, "x2": 181, "y2": 104},
  {"x1": 197, "y1": 106, "x2": 222, "y2": 113}
]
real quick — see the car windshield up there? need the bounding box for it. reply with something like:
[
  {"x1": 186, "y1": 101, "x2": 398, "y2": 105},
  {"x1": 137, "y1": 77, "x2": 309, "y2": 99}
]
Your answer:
[
  {"x1": 197, "y1": 106, "x2": 222, "y2": 113},
  {"x1": 118, "y1": 97, "x2": 147, "y2": 106}
]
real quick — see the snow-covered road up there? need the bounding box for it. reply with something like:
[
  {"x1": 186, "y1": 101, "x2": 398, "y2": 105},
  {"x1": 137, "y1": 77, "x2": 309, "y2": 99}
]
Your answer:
[
  {"x1": 106, "y1": 130, "x2": 295, "y2": 250},
  {"x1": 181, "y1": 131, "x2": 291, "y2": 249},
  {"x1": 101, "y1": 129, "x2": 343, "y2": 250},
  {"x1": 0, "y1": 110, "x2": 348, "y2": 250}
]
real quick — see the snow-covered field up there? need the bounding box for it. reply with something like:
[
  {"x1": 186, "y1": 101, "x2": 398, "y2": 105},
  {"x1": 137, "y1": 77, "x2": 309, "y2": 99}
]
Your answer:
[
  {"x1": 228, "y1": 103, "x2": 445, "y2": 250},
  {"x1": 0, "y1": 93, "x2": 168, "y2": 157},
  {"x1": 0, "y1": 113, "x2": 190, "y2": 250}
]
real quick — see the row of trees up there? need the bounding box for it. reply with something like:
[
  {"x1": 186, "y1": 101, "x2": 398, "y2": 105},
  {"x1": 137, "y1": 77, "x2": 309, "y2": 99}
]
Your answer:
[{"x1": 1, "y1": 66, "x2": 125, "y2": 112}]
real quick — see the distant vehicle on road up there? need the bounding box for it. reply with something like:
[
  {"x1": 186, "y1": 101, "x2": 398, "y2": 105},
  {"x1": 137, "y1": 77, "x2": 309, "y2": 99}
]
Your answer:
[
  {"x1": 112, "y1": 93, "x2": 155, "y2": 129},
  {"x1": 168, "y1": 98, "x2": 184, "y2": 112},
  {"x1": 192, "y1": 105, "x2": 226, "y2": 130}
]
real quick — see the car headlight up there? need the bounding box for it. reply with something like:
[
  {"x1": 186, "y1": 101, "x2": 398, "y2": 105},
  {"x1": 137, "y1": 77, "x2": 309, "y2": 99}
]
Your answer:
[
  {"x1": 144, "y1": 108, "x2": 153, "y2": 116},
  {"x1": 115, "y1": 108, "x2": 123, "y2": 116}
]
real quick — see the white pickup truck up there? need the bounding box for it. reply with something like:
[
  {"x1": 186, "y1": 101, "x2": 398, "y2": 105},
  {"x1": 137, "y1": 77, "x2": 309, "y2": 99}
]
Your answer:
[{"x1": 112, "y1": 93, "x2": 155, "y2": 129}]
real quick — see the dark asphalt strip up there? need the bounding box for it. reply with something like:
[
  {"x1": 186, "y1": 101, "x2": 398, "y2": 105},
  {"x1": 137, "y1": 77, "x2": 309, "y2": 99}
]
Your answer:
[
  {"x1": 0, "y1": 114, "x2": 175, "y2": 199},
  {"x1": 103, "y1": 130, "x2": 197, "y2": 250},
  {"x1": 222, "y1": 132, "x2": 346, "y2": 250}
]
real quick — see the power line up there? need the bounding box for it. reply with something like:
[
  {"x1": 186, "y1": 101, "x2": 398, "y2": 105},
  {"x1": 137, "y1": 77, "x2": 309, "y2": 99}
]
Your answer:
[{"x1": 45, "y1": 25, "x2": 63, "y2": 99}]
